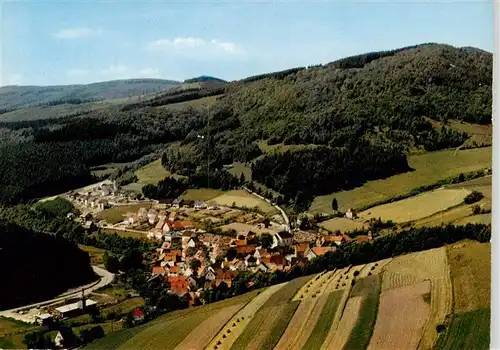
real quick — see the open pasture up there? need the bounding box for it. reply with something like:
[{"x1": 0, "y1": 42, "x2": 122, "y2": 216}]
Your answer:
[
  {"x1": 447, "y1": 241, "x2": 490, "y2": 313},
  {"x1": 435, "y1": 308, "x2": 490, "y2": 350},
  {"x1": 368, "y1": 281, "x2": 431, "y2": 350},
  {"x1": 319, "y1": 217, "x2": 368, "y2": 233},
  {"x1": 212, "y1": 190, "x2": 277, "y2": 214},
  {"x1": 359, "y1": 188, "x2": 470, "y2": 223},
  {"x1": 310, "y1": 147, "x2": 492, "y2": 214},
  {"x1": 180, "y1": 188, "x2": 223, "y2": 201}
]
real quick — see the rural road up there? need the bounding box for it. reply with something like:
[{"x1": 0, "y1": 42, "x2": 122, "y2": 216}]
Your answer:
[
  {"x1": 243, "y1": 186, "x2": 291, "y2": 232},
  {"x1": 0, "y1": 266, "x2": 114, "y2": 316}
]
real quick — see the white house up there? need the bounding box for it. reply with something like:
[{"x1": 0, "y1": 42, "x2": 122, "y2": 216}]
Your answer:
[
  {"x1": 148, "y1": 209, "x2": 159, "y2": 225},
  {"x1": 271, "y1": 231, "x2": 294, "y2": 248},
  {"x1": 345, "y1": 208, "x2": 358, "y2": 219},
  {"x1": 194, "y1": 200, "x2": 207, "y2": 209}
]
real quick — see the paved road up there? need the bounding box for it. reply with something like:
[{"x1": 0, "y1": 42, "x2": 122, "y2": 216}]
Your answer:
[
  {"x1": 0, "y1": 266, "x2": 114, "y2": 315},
  {"x1": 243, "y1": 187, "x2": 291, "y2": 232}
]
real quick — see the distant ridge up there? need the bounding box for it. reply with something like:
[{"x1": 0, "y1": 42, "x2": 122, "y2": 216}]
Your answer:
[
  {"x1": 0, "y1": 78, "x2": 181, "y2": 111},
  {"x1": 184, "y1": 76, "x2": 227, "y2": 84}
]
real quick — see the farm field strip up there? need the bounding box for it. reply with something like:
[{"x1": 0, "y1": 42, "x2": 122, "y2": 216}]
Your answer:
[
  {"x1": 343, "y1": 274, "x2": 382, "y2": 350},
  {"x1": 259, "y1": 301, "x2": 300, "y2": 350},
  {"x1": 323, "y1": 296, "x2": 363, "y2": 350},
  {"x1": 262, "y1": 275, "x2": 314, "y2": 308},
  {"x1": 285, "y1": 294, "x2": 330, "y2": 349},
  {"x1": 174, "y1": 304, "x2": 243, "y2": 350},
  {"x1": 359, "y1": 188, "x2": 470, "y2": 223},
  {"x1": 320, "y1": 273, "x2": 357, "y2": 350},
  {"x1": 447, "y1": 241, "x2": 491, "y2": 313},
  {"x1": 231, "y1": 303, "x2": 289, "y2": 350},
  {"x1": 274, "y1": 298, "x2": 317, "y2": 350},
  {"x1": 294, "y1": 270, "x2": 336, "y2": 300},
  {"x1": 204, "y1": 283, "x2": 287, "y2": 350},
  {"x1": 382, "y1": 247, "x2": 453, "y2": 350},
  {"x1": 302, "y1": 290, "x2": 344, "y2": 350},
  {"x1": 368, "y1": 281, "x2": 431, "y2": 350}
]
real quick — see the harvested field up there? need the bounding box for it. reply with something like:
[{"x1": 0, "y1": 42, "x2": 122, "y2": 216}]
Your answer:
[
  {"x1": 212, "y1": 190, "x2": 277, "y2": 214},
  {"x1": 368, "y1": 281, "x2": 431, "y2": 350},
  {"x1": 435, "y1": 308, "x2": 490, "y2": 350},
  {"x1": 447, "y1": 241, "x2": 491, "y2": 313},
  {"x1": 324, "y1": 296, "x2": 364, "y2": 350},
  {"x1": 175, "y1": 304, "x2": 242, "y2": 350},
  {"x1": 294, "y1": 271, "x2": 336, "y2": 300},
  {"x1": 180, "y1": 188, "x2": 223, "y2": 201},
  {"x1": 359, "y1": 188, "x2": 470, "y2": 223},
  {"x1": 205, "y1": 283, "x2": 287, "y2": 350},
  {"x1": 303, "y1": 291, "x2": 344, "y2": 350},
  {"x1": 383, "y1": 247, "x2": 453, "y2": 349},
  {"x1": 310, "y1": 147, "x2": 492, "y2": 213},
  {"x1": 455, "y1": 213, "x2": 491, "y2": 225},
  {"x1": 319, "y1": 217, "x2": 368, "y2": 233}
]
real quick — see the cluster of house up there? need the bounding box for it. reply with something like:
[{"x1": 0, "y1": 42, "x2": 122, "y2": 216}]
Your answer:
[
  {"x1": 67, "y1": 181, "x2": 140, "y2": 212},
  {"x1": 148, "y1": 224, "x2": 374, "y2": 302}
]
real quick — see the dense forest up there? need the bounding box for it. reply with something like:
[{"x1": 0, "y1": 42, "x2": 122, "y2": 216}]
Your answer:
[
  {"x1": 0, "y1": 43, "x2": 492, "y2": 207},
  {"x1": 0, "y1": 219, "x2": 97, "y2": 310}
]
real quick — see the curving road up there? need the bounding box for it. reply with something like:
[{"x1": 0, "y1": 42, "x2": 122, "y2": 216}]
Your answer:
[
  {"x1": 0, "y1": 266, "x2": 114, "y2": 316},
  {"x1": 243, "y1": 186, "x2": 291, "y2": 232}
]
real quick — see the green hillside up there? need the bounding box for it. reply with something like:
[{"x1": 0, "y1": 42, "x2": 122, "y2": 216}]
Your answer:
[{"x1": 0, "y1": 43, "x2": 492, "y2": 209}]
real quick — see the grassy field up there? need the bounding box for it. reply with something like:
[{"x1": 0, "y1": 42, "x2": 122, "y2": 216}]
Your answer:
[
  {"x1": 100, "y1": 297, "x2": 144, "y2": 319},
  {"x1": 303, "y1": 290, "x2": 344, "y2": 349},
  {"x1": 435, "y1": 308, "x2": 490, "y2": 350},
  {"x1": 310, "y1": 147, "x2": 492, "y2": 214},
  {"x1": 447, "y1": 241, "x2": 491, "y2": 313},
  {"x1": 319, "y1": 217, "x2": 368, "y2": 233},
  {"x1": 96, "y1": 203, "x2": 153, "y2": 224},
  {"x1": 158, "y1": 94, "x2": 220, "y2": 111},
  {"x1": 212, "y1": 190, "x2": 278, "y2": 214},
  {"x1": 359, "y1": 188, "x2": 470, "y2": 223},
  {"x1": 180, "y1": 188, "x2": 223, "y2": 201},
  {"x1": 134, "y1": 159, "x2": 174, "y2": 185},
  {"x1": 78, "y1": 245, "x2": 108, "y2": 265},
  {"x1": 0, "y1": 317, "x2": 39, "y2": 349}
]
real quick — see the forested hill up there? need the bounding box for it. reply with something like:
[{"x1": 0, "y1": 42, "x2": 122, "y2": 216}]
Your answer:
[
  {"x1": 0, "y1": 43, "x2": 492, "y2": 208},
  {"x1": 164, "y1": 43, "x2": 492, "y2": 205},
  {"x1": 0, "y1": 220, "x2": 97, "y2": 310},
  {"x1": 0, "y1": 78, "x2": 181, "y2": 111}
]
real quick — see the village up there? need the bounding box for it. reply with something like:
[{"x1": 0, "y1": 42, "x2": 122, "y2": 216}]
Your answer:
[{"x1": 60, "y1": 180, "x2": 375, "y2": 305}]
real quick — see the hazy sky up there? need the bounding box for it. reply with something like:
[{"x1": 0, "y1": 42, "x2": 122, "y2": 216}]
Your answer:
[{"x1": 0, "y1": 0, "x2": 493, "y2": 86}]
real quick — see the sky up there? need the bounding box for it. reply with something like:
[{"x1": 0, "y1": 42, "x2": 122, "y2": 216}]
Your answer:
[{"x1": 0, "y1": 0, "x2": 494, "y2": 86}]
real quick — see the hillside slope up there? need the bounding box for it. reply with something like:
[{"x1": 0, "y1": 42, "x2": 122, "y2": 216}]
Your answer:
[
  {"x1": 0, "y1": 78, "x2": 181, "y2": 111},
  {"x1": 0, "y1": 220, "x2": 97, "y2": 310}
]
